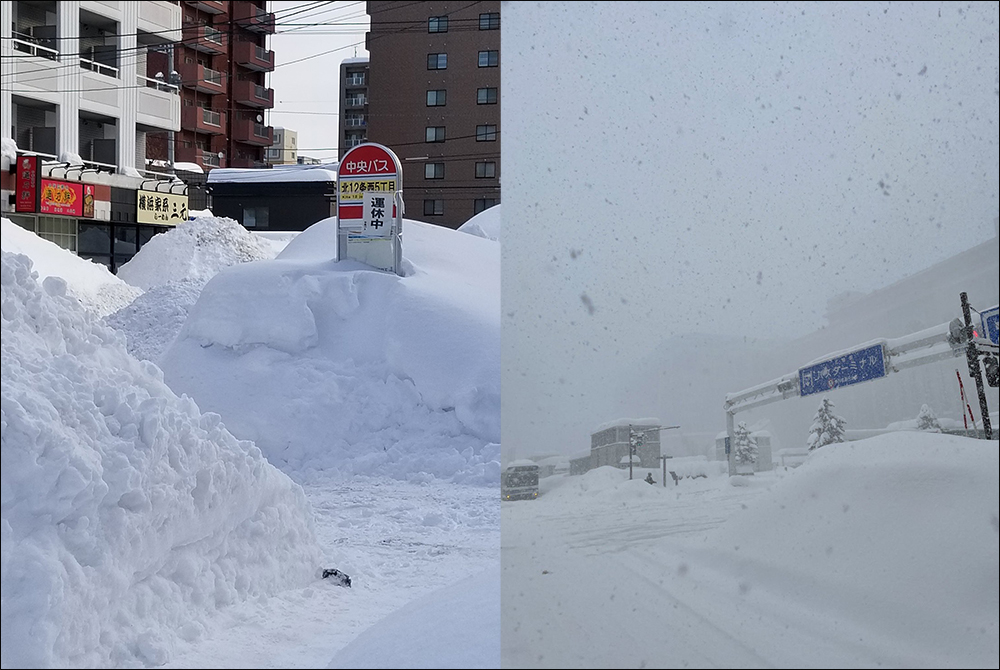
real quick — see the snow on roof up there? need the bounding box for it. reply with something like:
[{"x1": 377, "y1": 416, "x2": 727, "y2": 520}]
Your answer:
[
  {"x1": 173, "y1": 161, "x2": 204, "y2": 174},
  {"x1": 507, "y1": 459, "x2": 538, "y2": 468},
  {"x1": 592, "y1": 418, "x2": 663, "y2": 434},
  {"x1": 342, "y1": 56, "x2": 369, "y2": 65},
  {"x1": 208, "y1": 164, "x2": 339, "y2": 184}
]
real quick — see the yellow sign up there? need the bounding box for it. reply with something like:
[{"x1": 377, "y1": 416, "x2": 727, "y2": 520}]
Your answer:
[
  {"x1": 137, "y1": 190, "x2": 189, "y2": 225},
  {"x1": 339, "y1": 179, "x2": 397, "y2": 202}
]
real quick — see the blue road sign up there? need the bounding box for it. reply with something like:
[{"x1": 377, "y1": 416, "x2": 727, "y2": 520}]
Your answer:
[
  {"x1": 799, "y1": 343, "x2": 887, "y2": 397},
  {"x1": 981, "y1": 306, "x2": 999, "y2": 345}
]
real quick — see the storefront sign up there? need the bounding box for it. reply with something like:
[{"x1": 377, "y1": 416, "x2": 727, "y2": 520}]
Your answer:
[
  {"x1": 137, "y1": 191, "x2": 188, "y2": 225},
  {"x1": 39, "y1": 179, "x2": 86, "y2": 217},
  {"x1": 15, "y1": 155, "x2": 39, "y2": 212}
]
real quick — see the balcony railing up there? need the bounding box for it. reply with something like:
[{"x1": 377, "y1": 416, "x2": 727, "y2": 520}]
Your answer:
[
  {"x1": 80, "y1": 57, "x2": 119, "y2": 78},
  {"x1": 234, "y1": 3, "x2": 276, "y2": 33},
  {"x1": 232, "y1": 79, "x2": 273, "y2": 108},
  {"x1": 232, "y1": 119, "x2": 273, "y2": 146},
  {"x1": 11, "y1": 31, "x2": 59, "y2": 60},
  {"x1": 178, "y1": 61, "x2": 226, "y2": 94},
  {"x1": 233, "y1": 41, "x2": 274, "y2": 71},
  {"x1": 137, "y1": 74, "x2": 179, "y2": 93},
  {"x1": 182, "y1": 23, "x2": 226, "y2": 54},
  {"x1": 345, "y1": 116, "x2": 366, "y2": 127},
  {"x1": 347, "y1": 74, "x2": 366, "y2": 86},
  {"x1": 181, "y1": 106, "x2": 226, "y2": 134},
  {"x1": 345, "y1": 96, "x2": 367, "y2": 108}
]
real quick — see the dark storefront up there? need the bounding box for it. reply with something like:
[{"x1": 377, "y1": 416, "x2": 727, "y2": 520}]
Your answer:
[{"x1": 208, "y1": 177, "x2": 337, "y2": 232}]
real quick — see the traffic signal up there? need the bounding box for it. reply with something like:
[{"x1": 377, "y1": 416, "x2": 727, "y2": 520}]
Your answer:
[
  {"x1": 984, "y1": 355, "x2": 999, "y2": 387},
  {"x1": 948, "y1": 318, "x2": 981, "y2": 351}
]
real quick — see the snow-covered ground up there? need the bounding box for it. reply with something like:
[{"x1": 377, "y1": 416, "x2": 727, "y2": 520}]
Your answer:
[
  {"x1": 502, "y1": 432, "x2": 999, "y2": 668},
  {"x1": 2, "y1": 212, "x2": 500, "y2": 668}
]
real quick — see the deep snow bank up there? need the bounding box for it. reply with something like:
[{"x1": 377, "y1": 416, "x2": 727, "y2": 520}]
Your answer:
[
  {"x1": 108, "y1": 216, "x2": 280, "y2": 362},
  {"x1": 1, "y1": 251, "x2": 324, "y2": 668},
  {"x1": 159, "y1": 218, "x2": 501, "y2": 484},
  {"x1": 1, "y1": 217, "x2": 142, "y2": 317}
]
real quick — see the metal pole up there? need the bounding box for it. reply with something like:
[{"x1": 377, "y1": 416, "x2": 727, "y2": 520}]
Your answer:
[
  {"x1": 628, "y1": 424, "x2": 633, "y2": 480},
  {"x1": 961, "y1": 292, "x2": 993, "y2": 439}
]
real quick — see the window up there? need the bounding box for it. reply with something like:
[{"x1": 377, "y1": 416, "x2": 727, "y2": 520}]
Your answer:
[
  {"x1": 426, "y1": 89, "x2": 447, "y2": 107},
  {"x1": 428, "y1": 16, "x2": 448, "y2": 33},
  {"x1": 243, "y1": 206, "x2": 269, "y2": 228},
  {"x1": 476, "y1": 125, "x2": 497, "y2": 142},
  {"x1": 427, "y1": 53, "x2": 447, "y2": 70},
  {"x1": 425, "y1": 163, "x2": 445, "y2": 179},
  {"x1": 39, "y1": 216, "x2": 78, "y2": 253},
  {"x1": 477, "y1": 87, "x2": 498, "y2": 105},
  {"x1": 476, "y1": 161, "x2": 497, "y2": 179},
  {"x1": 479, "y1": 12, "x2": 500, "y2": 30},
  {"x1": 423, "y1": 199, "x2": 445, "y2": 216},
  {"x1": 426, "y1": 126, "x2": 446, "y2": 143},
  {"x1": 474, "y1": 198, "x2": 499, "y2": 214},
  {"x1": 478, "y1": 50, "x2": 499, "y2": 67}
]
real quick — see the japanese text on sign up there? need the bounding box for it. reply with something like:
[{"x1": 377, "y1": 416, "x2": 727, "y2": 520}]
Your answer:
[
  {"x1": 339, "y1": 179, "x2": 397, "y2": 202},
  {"x1": 137, "y1": 191, "x2": 189, "y2": 225},
  {"x1": 798, "y1": 343, "x2": 887, "y2": 397},
  {"x1": 341, "y1": 159, "x2": 392, "y2": 175}
]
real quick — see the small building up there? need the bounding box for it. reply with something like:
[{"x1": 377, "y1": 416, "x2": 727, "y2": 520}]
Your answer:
[
  {"x1": 267, "y1": 128, "x2": 298, "y2": 166},
  {"x1": 207, "y1": 164, "x2": 339, "y2": 232},
  {"x1": 591, "y1": 418, "x2": 663, "y2": 470}
]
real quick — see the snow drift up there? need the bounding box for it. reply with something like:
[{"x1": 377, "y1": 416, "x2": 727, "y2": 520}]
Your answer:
[
  {"x1": 158, "y1": 218, "x2": 500, "y2": 484},
  {"x1": 1, "y1": 251, "x2": 324, "y2": 669},
  {"x1": 1, "y1": 217, "x2": 142, "y2": 318}
]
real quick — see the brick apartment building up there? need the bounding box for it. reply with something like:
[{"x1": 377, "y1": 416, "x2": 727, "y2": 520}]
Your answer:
[
  {"x1": 148, "y1": 0, "x2": 275, "y2": 172},
  {"x1": 361, "y1": 1, "x2": 500, "y2": 228}
]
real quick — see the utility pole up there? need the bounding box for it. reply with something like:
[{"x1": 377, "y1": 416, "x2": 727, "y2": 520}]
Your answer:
[{"x1": 961, "y1": 292, "x2": 993, "y2": 440}]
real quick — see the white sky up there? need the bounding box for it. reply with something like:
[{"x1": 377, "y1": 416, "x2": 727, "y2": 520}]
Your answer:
[
  {"x1": 268, "y1": 1, "x2": 372, "y2": 162},
  {"x1": 501, "y1": 1, "x2": 1000, "y2": 460}
]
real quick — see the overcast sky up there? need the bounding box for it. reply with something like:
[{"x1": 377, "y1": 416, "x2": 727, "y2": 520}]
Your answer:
[
  {"x1": 501, "y1": 1, "x2": 999, "y2": 459},
  {"x1": 268, "y1": 1, "x2": 370, "y2": 163}
]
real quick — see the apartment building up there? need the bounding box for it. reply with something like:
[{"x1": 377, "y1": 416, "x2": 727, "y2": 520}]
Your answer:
[
  {"x1": 364, "y1": 2, "x2": 500, "y2": 228},
  {"x1": 155, "y1": 0, "x2": 275, "y2": 172},
  {"x1": 338, "y1": 57, "x2": 369, "y2": 158},
  {"x1": 266, "y1": 126, "x2": 297, "y2": 165},
  {"x1": 1, "y1": 0, "x2": 188, "y2": 271}
]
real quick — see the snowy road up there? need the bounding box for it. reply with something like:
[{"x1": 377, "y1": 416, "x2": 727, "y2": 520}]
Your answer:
[
  {"x1": 501, "y1": 453, "x2": 999, "y2": 669},
  {"x1": 165, "y1": 479, "x2": 499, "y2": 669}
]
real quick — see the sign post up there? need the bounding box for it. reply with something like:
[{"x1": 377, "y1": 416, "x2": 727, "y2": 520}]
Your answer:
[{"x1": 337, "y1": 143, "x2": 403, "y2": 275}]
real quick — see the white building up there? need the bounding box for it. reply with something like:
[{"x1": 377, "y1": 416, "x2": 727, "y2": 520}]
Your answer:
[
  {"x1": 266, "y1": 127, "x2": 297, "y2": 165},
  {"x1": 2, "y1": 1, "x2": 185, "y2": 271}
]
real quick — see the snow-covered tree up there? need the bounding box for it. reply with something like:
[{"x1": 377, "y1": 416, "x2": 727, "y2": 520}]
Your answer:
[
  {"x1": 916, "y1": 404, "x2": 942, "y2": 432},
  {"x1": 807, "y1": 397, "x2": 847, "y2": 450},
  {"x1": 733, "y1": 421, "x2": 758, "y2": 465}
]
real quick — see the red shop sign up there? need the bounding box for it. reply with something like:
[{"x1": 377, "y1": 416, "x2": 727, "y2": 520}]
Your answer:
[
  {"x1": 39, "y1": 179, "x2": 85, "y2": 217},
  {"x1": 15, "y1": 155, "x2": 39, "y2": 213}
]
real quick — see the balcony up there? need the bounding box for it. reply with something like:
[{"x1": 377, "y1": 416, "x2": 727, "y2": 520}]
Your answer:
[
  {"x1": 232, "y1": 119, "x2": 273, "y2": 146},
  {"x1": 344, "y1": 95, "x2": 367, "y2": 109},
  {"x1": 182, "y1": 23, "x2": 226, "y2": 54},
  {"x1": 233, "y1": 41, "x2": 274, "y2": 72},
  {"x1": 175, "y1": 145, "x2": 225, "y2": 170},
  {"x1": 232, "y1": 79, "x2": 274, "y2": 108},
  {"x1": 233, "y1": 3, "x2": 275, "y2": 34},
  {"x1": 181, "y1": 106, "x2": 226, "y2": 135},
  {"x1": 187, "y1": 0, "x2": 226, "y2": 13},
  {"x1": 177, "y1": 61, "x2": 226, "y2": 95}
]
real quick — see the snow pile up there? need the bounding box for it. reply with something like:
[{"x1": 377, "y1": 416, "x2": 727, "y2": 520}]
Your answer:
[
  {"x1": 702, "y1": 432, "x2": 999, "y2": 665},
  {"x1": 159, "y1": 218, "x2": 501, "y2": 484},
  {"x1": 1, "y1": 137, "x2": 16, "y2": 170},
  {"x1": 107, "y1": 216, "x2": 278, "y2": 362},
  {"x1": 1, "y1": 217, "x2": 142, "y2": 317},
  {"x1": 457, "y1": 204, "x2": 501, "y2": 243},
  {"x1": 0, "y1": 251, "x2": 324, "y2": 669},
  {"x1": 116, "y1": 215, "x2": 274, "y2": 291}
]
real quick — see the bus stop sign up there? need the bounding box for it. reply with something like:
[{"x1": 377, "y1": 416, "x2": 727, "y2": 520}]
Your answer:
[{"x1": 337, "y1": 143, "x2": 403, "y2": 275}]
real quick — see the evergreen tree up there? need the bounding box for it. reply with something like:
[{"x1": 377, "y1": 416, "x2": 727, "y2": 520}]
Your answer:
[
  {"x1": 734, "y1": 421, "x2": 758, "y2": 465},
  {"x1": 916, "y1": 404, "x2": 942, "y2": 432},
  {"x1": 807, "y1": 397, "x2": 847, "y2": 450}
]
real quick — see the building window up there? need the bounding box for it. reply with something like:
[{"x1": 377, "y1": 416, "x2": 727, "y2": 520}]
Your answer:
[
  {"x1": 474, "y1": 198, "x2": 499, "y2": 214},
  {"x1": 428, "y1": 16, "x2": 448, "y2": 33},
  {"x1": 477, "y1": 87, "x2": 498, "y2": 105},
  {"x1": 479, "y1": 12, "x2": 500, "y2": 30},
  {"x1": 39, "y1": 216, "x2": 78, "y2": 253},
  {"x1": 475, "y1": 161, "x2": 496, "y2": 179},
  {"x1": 426, "y1": 89, "x2": 447, "y2": 106},
  {"x1": 423, "y1": 199, "x2": 445, "y2": 216},
  {"x1": 427, "y1": 53, "x2": 447, "y2": 70},
  {"x1": 478, "y1": 50, "x2": 498, "y2": 68},
  {"x1": 425, "y1": 126, "x2": 446, "y2": 143},
  {"x1": 425, "y1": 163, "x2": 445, "y2": 179},
  {"x1": 243, "y1": 206, "x2": 269, "y2": 228},
  {"x1": 476, "y1": 125, "x2": 497, "y2": 142}
]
